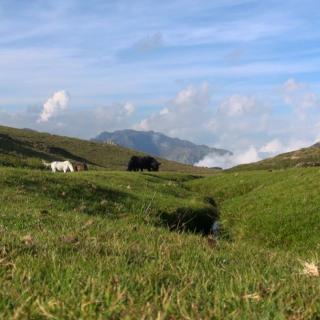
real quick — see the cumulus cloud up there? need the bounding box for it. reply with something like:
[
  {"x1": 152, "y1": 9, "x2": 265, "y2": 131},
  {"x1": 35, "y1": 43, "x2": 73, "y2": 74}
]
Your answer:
[
  {"x1": 195, "y1": 146, "x2": 261, "y2": 169},
  {"x1": 282, "y1": 78, "x2": 319, "y2": 112},
  {"x1": 0, "y1": 99, "x2": 136, "y2": 139},
  {"x1": 135, "y1": 83, "x2": 273, "y2": 161},
  {"x1": 171, "y1": 82, "x2": 210, "y2": 107},
  {"x1": 38, "y1": 90, "x2": 70, "y2": 122},
  {"x1": 92, "y1": 102, "x2": 135, "y2": 126},
  {"x1": 218, "y1": 95, "x2": 257, "y2": 116},
  {"x1": 132, "y1": 88, "x2": 263, "y2": 166},
  {"x1": 205, "y1": 94, "x2": 269, "y2": 153},
  {"x1": 2, "y1": 78, "x2": 320, "y2": 170},
  {"x1": 178, "y1": 79, "x2": 320, "y2": 168},
  {"x1": 159, "y1": 107, "x2": 169, "y2": 115},
  {"x1": 259, "y1": 139, "x2": 283, "y2": 154},
  {"x1": 123, "y1": 102, "x2": 135, "y2": 115},
  {"x1": 196, "y1": 136, "x2": 312, "y2": 169},
  {"x1": 135, "y1": 82, "x2": 211, "y2": 140}
]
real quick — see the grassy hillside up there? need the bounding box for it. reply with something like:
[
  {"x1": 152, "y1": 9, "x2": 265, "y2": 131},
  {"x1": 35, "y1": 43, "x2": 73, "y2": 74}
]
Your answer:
[
  {"x1": 233, "y1": 145, "x2": 320, "y2": 171},
  {"x1": 188, "y1": 168, "x2": 320, "y2": 253},
  {"x1": 1, "y1": 167, "x2": 320, "y2": 318},
  {"x1": 0, "y1": 125, "x2": 215, "y2": 174}
]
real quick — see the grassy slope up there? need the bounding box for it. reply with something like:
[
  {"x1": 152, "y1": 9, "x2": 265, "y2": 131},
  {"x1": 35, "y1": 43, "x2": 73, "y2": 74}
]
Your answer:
[
  {"x1": 0, "y1": 125, "x2": 215, "y2": 174},
  {"x1": 188, "y1": 168, "x2": 320, "y2": 253},
  {"x1": 233, "y1": 146, "x2": 320, "y2": 171},
  {"x1": 1, "y1": 167, "x2": 320, "y2": 319}
]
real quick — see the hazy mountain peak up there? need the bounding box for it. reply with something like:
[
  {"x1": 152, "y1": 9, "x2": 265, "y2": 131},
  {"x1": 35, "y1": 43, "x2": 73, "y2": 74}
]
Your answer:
[{"x1": 93, "y1": 130, "x2": 231, "y2": 165}]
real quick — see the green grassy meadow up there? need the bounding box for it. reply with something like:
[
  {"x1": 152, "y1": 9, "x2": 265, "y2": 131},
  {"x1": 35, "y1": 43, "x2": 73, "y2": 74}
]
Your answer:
[{"x1": 1, "y1": 166, "x2": 320, "y2": 319}]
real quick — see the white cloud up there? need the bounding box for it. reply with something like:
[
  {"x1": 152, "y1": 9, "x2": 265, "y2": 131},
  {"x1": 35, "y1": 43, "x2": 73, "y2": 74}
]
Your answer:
[
  {"x1": 171, "y1": 82, "x2": 210, "y2": 107},
  {"x1": 195, "y1": 146, "x2": 261, "y2": 169},
  {"x1": 282, "y1": 78, "x2": 319, "y2": 112},
  {"x1": 159, "y1": 107, "x2": 169, "y2": 115},
  {"x1": 204, "y1": 94, "x2": 269, "y2": 152},
  {"x1": 0, "y1": 99, "x2": 136, "y2": 139},
  {"x1": 134, "y1": 85, "x2": 272, "y2": 156},
  {"x1": 218, "y1": 95, "x2": 256, "y2": 116},
  {"x1": 2, "y1": 78, "x2": 320, "y2": 166},
  {"x1": 260, "y1": 139, "x2": 283, "y2": 154},
  {"x1": 134, "y1": 82, "x2": 211, "y2": 140},
  {"x1": 235, "y1": 146, "x2": 262, "y2": 164},
  {"x1": 285, "y1": 139, "x2": 311, "y2": 152},
  {"x1": 300, "y1": 92, "x2": 317, "y2": 110},
  {"x1": 124, "y1": 102, "x2": 135, "y2": 115},
  {"x1": 259, "y1": 138, "x2": 312, "y2": 157},
  {"x1": 38, "y1": 90, "x2": 70, "y2": 122},
  {"x1": 93, "y1": 102, "x2": 135, "y2": 123},
  {"x1": 42, "y1": 102, "x2": 136, "y2": 138}
]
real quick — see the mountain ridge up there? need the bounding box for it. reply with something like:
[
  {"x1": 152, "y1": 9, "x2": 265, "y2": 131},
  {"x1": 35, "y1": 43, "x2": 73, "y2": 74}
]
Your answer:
[{"x1": 93, "y1": 129, "x2": 231, "y2": 165}]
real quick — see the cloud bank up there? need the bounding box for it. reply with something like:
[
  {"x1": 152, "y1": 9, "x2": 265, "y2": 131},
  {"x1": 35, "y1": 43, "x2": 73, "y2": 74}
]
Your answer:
[
  {"x1": 1, "y1": 78, "x2": 320, "y2": 169},
  {"x1": 134, "y1": 79, "x2": 320, "y2": 168},
  {"x1": 195, "y1": 146, "x2": 261, "y2": 169}
]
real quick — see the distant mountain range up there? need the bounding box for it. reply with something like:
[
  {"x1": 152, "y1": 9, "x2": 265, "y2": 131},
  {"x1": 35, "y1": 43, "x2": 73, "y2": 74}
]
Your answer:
[{"x1": 93, "y1": 129, "x2": 231, "y2": 165}]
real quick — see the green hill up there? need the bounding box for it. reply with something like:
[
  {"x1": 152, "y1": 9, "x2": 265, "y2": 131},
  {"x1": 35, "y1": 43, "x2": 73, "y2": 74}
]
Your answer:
[
  {"x1": 232, "y1": 145, "x2": 320, "y2": 171},
  {"x1": 0, "y1": 125, "x2": 215, "y2": 174}
]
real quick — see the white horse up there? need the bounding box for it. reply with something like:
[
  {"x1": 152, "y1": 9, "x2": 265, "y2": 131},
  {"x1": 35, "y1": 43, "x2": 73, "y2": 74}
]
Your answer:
[{"x1": 42, "y1": 160, "x2": 74, "y2": 173}]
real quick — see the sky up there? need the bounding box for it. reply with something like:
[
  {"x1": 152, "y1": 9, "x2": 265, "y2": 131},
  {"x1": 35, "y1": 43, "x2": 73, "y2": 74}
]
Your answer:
[{"x1": 0, "y1": 0, "x2": 320, "y2": 167}]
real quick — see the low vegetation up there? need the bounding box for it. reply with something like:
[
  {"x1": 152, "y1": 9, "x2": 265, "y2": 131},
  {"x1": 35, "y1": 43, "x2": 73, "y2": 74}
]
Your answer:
[
  {"x1": 1, "y1": 126, "x2": 320, "y2": 318},
  {"x1": 188, "y1": 168, "x2": 320, "y2": 253},
  {"x1": 1, "y1": 165, "x2": 320, "y2": 318},
  {"x1": 0, "y1": 125, "x2": 216, "y2": 174},
  {"x1": 233, "y1": 146, "x2": 320, "y2": 171}
]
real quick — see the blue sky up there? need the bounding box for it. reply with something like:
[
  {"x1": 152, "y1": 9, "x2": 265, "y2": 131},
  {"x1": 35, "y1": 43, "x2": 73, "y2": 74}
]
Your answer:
[{"x1": 0, "y1": 0, "x2": 320, "y2": 166}]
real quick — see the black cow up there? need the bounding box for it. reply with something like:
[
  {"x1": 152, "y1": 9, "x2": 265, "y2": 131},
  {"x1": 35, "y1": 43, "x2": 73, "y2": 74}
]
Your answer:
[{"x1": 127, "y1": 156, "x2": 161, "y2": 172}]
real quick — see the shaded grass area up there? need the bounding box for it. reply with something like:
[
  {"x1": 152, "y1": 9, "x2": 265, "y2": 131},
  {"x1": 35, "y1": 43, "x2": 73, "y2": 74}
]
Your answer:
[
  {"x1": 1, "y1": 168, "x2": 216, "y2": 234},
  {"x1": 1, "y1": 167, "x2": 320, "y2": 318}
]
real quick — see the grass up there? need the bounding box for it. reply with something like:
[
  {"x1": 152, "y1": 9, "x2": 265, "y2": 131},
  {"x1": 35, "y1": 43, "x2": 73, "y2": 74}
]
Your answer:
[
  {"x1": 187, "y1": 168, "x2": 320, "y2": 253},
  {"x1": 232, "y1": 146, "x2": 320, "y2": 171},
  {"x1": 1, "y1": 166, "x2": 320, "y2": 318},
  {"x1": 0, "y1": 125, "x2": 216, "y2": 174}
]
